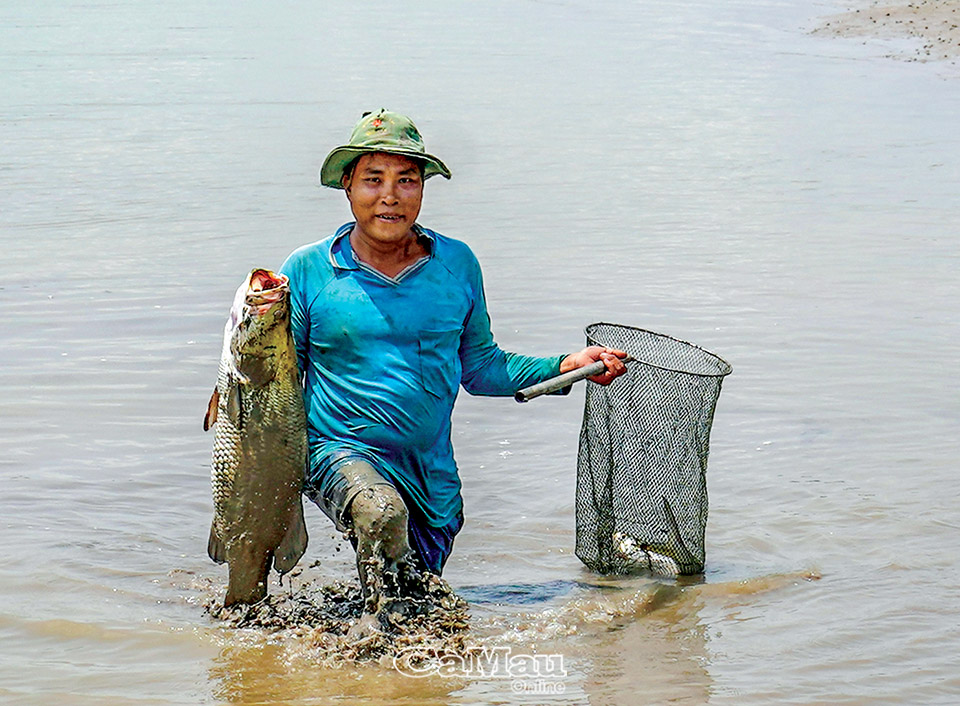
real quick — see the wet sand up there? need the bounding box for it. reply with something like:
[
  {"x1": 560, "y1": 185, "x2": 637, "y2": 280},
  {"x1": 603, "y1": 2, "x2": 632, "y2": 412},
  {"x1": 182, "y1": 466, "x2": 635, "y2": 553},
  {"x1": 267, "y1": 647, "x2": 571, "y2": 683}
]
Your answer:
[{"x1": 815, "y1": 0, "x2": 960, "y2": 60}]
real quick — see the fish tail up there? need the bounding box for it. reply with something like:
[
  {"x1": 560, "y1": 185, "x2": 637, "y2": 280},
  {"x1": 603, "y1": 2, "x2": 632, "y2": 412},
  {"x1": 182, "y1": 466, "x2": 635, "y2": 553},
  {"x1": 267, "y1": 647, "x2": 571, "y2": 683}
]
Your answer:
[{"x1": 224, "y1": 546, "x2": 272, "y2": 607}]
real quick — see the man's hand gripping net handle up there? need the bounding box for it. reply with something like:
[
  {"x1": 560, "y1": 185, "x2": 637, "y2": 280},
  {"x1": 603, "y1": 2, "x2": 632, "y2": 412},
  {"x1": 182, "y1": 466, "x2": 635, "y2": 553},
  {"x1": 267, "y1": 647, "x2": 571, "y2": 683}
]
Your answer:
[{"x1": 514, "y1": 356, "x2": 634, "y2": 402}]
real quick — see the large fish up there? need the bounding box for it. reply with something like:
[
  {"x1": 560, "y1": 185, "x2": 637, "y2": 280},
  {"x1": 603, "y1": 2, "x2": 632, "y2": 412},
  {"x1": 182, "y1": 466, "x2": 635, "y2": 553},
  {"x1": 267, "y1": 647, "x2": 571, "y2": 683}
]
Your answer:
[{"x1": 203, "y1": 268, "x2": 308, "y2": 607}]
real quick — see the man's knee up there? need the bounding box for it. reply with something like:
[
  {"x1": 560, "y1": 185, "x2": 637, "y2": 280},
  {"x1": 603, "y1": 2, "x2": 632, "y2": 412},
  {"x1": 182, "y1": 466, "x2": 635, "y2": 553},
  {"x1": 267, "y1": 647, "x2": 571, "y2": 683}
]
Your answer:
[{"x1": 348, "y1": 484, "x2": 409, "y2": 540}]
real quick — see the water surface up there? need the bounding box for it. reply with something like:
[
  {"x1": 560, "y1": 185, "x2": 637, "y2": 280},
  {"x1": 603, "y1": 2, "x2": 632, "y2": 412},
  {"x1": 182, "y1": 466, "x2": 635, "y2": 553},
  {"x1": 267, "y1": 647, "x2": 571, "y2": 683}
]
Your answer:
[{"x1": 2, "y1": 1, "x2": 959, "y2": 704}]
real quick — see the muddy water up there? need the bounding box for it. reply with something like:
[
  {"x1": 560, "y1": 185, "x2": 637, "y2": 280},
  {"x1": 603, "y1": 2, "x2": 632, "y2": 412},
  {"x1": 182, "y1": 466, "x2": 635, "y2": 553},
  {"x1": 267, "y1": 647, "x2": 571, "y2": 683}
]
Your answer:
[{"x1": 3, "y1": 1, "x2": 960, "y2": 704}]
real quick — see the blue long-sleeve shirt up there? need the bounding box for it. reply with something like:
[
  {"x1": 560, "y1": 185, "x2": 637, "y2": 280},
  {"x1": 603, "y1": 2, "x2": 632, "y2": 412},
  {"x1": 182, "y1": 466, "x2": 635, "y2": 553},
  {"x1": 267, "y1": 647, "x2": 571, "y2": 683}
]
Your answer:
[{"x1": 280, "y1": 222, "x2": 566, "y2": 531}]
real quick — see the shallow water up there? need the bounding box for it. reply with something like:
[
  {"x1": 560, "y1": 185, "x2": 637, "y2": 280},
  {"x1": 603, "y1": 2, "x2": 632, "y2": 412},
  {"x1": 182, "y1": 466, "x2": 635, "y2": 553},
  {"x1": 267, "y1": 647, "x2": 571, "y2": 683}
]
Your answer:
[{"x1": 3, "y1": 0, "x2": 960, "y2": 704}]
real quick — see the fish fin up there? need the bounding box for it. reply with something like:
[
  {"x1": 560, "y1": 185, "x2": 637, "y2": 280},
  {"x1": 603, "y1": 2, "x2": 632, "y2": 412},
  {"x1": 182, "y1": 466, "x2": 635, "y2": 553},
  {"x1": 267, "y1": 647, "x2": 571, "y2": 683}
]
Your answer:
[
  {"x1": 273, "y1": 500, "x2": 308, "y2": 575},
  {"x1": 207, "y1": 521, "x2": 226, "y2": 564},
  {"x1": 225, "y1": 380, "x2": 243, "y2": 429},
  {"x1": 203, "y1": 388, "x2": 219, "y2": 431}
]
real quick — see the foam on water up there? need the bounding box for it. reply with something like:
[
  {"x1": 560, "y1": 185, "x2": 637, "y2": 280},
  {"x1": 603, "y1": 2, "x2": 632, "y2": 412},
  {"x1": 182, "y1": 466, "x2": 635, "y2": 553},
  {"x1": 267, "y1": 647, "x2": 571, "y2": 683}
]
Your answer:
[{"x1": 202, "y1": 572, "x2": 471, "y2": 667}]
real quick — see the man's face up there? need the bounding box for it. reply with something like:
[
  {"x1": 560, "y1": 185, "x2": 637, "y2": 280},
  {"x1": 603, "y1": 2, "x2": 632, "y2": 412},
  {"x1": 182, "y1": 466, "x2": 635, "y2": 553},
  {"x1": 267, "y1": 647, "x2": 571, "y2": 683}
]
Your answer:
[{"x1": 343, "y1": 152, "x2": 423, "y2": 248}]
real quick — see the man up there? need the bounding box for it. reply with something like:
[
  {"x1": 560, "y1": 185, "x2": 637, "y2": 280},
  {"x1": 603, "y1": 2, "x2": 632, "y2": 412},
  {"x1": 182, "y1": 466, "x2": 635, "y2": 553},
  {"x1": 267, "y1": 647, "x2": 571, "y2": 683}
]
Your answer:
[{"x1": 280, "y1": 109, "x2": 625, "y2": 618}]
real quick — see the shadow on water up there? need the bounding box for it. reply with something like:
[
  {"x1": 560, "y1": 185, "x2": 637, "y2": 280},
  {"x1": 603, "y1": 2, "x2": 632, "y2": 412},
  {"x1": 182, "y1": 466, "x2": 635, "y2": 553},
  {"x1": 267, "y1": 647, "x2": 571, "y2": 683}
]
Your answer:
[
  {"x1": 456, "y1": 578, "x2": 583, "y2": 605},
  {"x1": 455, "y1": 563, "x2": 715, "y2": 606}
]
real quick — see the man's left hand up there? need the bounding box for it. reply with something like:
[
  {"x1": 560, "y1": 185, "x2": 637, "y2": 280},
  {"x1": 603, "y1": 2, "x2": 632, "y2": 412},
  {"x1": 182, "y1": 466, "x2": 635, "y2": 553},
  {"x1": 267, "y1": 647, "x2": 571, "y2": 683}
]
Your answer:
[{"x1": 560, "y1": 346, "x2": 628, "y2": 385}]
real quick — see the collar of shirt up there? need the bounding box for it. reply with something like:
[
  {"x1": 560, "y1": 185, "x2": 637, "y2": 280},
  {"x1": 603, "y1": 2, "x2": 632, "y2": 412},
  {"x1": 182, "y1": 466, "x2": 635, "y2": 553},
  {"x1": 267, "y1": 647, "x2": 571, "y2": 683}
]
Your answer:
[{"x1": 328, "y1": 222, "x2": 434, "y2": 284}]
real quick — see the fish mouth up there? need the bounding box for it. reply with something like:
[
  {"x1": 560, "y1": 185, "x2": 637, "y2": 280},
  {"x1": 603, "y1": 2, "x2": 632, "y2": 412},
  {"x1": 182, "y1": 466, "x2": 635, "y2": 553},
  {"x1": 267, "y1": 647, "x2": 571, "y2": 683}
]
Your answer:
[{"x1": 245, "y1": 268, "x2": 289, "y2": 310}]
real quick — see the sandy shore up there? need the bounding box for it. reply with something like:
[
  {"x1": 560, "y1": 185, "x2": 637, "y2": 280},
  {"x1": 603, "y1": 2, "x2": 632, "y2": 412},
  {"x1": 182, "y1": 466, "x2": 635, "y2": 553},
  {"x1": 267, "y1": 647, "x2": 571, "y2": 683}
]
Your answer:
[{"x1": 814, "y1": 0, "x2": 960, "y2": 61}]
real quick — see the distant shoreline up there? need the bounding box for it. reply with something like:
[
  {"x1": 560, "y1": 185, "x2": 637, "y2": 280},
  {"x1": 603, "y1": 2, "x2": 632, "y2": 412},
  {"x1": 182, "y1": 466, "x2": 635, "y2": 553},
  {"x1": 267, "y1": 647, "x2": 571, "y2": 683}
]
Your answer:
[{"x1": 813, "y1": 0, "x2": 960, "y2": 61}]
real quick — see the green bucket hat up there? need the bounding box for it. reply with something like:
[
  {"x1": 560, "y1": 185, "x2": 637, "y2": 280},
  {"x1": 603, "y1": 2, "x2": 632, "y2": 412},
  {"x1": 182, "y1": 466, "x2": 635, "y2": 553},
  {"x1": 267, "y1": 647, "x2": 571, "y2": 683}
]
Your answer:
[{"x1": 319, "y1": 109, "x2": 452, "y2": 189}]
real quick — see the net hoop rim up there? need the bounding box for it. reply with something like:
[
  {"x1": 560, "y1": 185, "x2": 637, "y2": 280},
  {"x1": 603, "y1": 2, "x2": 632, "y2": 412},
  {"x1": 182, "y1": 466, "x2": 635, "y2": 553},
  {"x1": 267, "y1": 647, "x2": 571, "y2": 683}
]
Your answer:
[{"x1": 585, "y1": 322, "x2": 733, "y2": 379}]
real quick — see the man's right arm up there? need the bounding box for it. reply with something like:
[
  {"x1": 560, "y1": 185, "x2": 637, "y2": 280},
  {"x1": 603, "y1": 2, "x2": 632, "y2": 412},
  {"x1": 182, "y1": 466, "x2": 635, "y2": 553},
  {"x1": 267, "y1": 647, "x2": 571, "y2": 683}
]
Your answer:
[{"x1": 280, "y1": 252, "x2": 309, "y2": 377}]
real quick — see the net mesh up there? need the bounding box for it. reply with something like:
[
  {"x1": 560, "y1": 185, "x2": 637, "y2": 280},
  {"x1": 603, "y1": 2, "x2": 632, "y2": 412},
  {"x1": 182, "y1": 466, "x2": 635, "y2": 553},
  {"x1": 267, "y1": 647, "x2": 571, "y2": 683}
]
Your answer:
[{"x1": 576, "y1": 323, "x2": 732, "y2": 576}]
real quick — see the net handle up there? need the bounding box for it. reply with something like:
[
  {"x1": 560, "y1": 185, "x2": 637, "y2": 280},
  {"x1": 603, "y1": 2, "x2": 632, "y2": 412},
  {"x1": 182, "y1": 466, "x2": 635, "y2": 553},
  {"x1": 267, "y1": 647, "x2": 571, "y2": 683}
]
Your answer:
[{"x1": 515, "y1": 356, "x2": 635, "y2": 403}]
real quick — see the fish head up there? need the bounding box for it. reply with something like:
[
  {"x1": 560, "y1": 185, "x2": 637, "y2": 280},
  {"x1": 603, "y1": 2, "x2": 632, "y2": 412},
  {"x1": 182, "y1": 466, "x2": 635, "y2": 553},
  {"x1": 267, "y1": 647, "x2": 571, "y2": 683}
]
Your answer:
[{"x1": 226, "y1": 268, "x2": 292, "y2": 386}]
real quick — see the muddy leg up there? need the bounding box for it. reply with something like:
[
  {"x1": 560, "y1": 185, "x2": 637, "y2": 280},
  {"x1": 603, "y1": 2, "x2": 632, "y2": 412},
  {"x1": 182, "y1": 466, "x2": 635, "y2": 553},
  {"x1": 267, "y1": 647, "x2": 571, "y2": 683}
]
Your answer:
[{"x1": 347, "y1": 484, "x2": 416, "y2": 615}]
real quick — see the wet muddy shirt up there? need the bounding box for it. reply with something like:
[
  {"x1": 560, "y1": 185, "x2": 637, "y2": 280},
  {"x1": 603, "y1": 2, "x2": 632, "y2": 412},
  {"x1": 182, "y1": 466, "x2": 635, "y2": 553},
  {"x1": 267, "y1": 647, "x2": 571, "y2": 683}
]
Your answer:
[{"x1": 280, "y1": 222, "x2": 565, "y2": 533}]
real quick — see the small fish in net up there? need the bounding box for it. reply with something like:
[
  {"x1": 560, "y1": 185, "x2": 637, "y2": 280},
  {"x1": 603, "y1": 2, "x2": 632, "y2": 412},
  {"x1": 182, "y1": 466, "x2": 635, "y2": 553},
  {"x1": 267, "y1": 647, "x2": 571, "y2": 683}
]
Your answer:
[{"x1": 574, "y1": 323, "x2": 731, "y2": 576}]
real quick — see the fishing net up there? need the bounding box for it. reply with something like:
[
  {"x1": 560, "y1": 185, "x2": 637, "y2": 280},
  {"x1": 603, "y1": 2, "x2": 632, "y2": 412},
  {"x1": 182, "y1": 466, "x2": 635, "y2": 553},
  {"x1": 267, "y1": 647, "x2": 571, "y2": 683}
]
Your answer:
[{"x1": 576, "y1": 323, "x2": 732, "y2": 576}]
